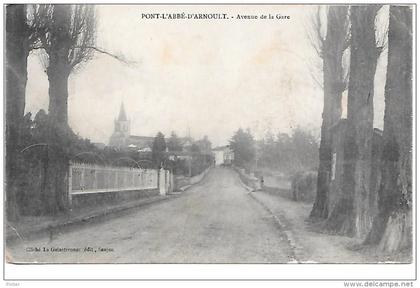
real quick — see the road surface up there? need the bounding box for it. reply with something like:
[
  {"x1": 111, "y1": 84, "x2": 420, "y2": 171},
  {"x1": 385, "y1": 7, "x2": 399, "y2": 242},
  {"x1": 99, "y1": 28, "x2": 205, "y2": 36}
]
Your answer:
[{"x1": 7, "y1": 167, "x2": 294, "y2": 263}]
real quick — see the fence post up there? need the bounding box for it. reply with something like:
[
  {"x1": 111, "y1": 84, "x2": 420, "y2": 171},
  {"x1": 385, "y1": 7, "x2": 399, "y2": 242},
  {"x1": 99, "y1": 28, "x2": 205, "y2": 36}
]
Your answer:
[
  {"x1": 165, "y1": 170, "x2": 169, "y2": 193},
  {"x1": 159, "y1": 168, "x2": 166, "y2": 196},
  {"x1": 104, "y1": 166, "x2": 109, "y2": 191},
  {"x1": 68, "y1": 164, "x2": 73, "y2": 208},
  {"x1": 114, "y1": 168, "x2": 118, "y2": 189},
  {"x1": 80, "y1": 164, "x2": 85, "y2": 191},
  {"x1": 169, "y1": 170, "x2": 174, "y2": 193},
  {"x1": 93, "y1": 164, "x2": 98, "y2": 190}
]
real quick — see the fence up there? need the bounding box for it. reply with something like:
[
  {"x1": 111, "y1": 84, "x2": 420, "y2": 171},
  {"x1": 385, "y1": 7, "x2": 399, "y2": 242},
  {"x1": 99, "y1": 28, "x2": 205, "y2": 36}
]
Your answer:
[{"x1": 69, "y1": 162, "x2": 158, "y2": 196}]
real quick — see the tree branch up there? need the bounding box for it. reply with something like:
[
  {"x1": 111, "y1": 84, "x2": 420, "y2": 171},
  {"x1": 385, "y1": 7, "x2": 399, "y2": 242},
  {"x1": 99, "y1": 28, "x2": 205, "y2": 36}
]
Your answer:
[
  {"x1": 305, "y1": 6, "x2": 325, "y2": 59},
  {"x1": 73, "y1": 45, "x2": 136, "y2": 65}
]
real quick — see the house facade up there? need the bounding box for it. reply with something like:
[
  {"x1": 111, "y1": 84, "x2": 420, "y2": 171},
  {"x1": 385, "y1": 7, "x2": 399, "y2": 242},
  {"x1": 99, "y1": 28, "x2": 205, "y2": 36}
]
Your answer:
[{"x1": 212, "y1": 145, "x2": 234, "y2": 166}]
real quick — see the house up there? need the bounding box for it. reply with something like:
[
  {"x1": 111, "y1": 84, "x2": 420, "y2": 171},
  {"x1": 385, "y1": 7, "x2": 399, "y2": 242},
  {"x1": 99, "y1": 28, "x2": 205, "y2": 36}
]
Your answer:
[
  {"x1": 180, "y1": 136, "x2": 194, "y2": 152},
  {"x1": 92, "y1": 142, "x2": 106, "y2": 149},
  {"x1": 212, "y1": 145, "x2": 234, "y2": 166}
]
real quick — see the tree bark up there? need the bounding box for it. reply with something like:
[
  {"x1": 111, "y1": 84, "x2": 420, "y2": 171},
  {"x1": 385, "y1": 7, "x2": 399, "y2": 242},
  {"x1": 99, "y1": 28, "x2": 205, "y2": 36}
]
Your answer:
[
  {"x1": 325, "y1": 6, "x2": 380, "y2": 237},
  {"x1": 5, "y1": 4, "x2": 30, "y2": 221},
  {"x1": 47, "y1": 5, "x2": 72, "y2": 125},
  {"x1": 310, "y1": 6, "x2": 348, "y2": 220},
  {"x1": 364, "y1": 6, "x2": 412, "y2": 253},
  {"x1": 44, "y1": 5, "x2": 73, "y2": 214},
  {"x1": 48, "y1": 68, "x2": 70, "y2": 125}
]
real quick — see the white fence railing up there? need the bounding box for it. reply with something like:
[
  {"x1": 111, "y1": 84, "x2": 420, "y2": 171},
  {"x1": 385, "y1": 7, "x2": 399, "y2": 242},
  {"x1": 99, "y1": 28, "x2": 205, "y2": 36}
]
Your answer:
[{"x1": 69, "y1": 162, "x2": 158, "y2": 195}]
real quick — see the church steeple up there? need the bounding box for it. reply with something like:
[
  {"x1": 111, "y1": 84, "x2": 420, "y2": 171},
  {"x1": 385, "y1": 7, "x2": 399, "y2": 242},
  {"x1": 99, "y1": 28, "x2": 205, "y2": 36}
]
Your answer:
[
  {"x1": 118, "y1": 102, "x2": 128, "y2": 121},
  {"x1": 111, "y1": 101, "x2": 130, "y2": 142}
]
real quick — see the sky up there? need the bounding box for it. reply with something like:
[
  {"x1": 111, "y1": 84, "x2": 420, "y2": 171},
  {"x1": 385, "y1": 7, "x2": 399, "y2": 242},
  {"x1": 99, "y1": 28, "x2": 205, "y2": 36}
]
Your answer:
[{"x1": 25, "y1": 5, "x2": 387, "y2": 147}]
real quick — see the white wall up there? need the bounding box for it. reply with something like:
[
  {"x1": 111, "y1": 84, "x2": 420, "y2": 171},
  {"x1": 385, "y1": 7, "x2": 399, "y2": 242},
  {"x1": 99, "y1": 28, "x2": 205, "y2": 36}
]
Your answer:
[{"x1": 214, "y1": 151, "x2": 224, "y2": 166}]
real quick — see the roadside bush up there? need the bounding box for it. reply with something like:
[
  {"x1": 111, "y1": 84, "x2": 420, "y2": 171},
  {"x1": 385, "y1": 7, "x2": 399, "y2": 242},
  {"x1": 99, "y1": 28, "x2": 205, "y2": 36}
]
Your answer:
[{"x1": 290, "y1": 171, "x2": 317, "y2": 202}]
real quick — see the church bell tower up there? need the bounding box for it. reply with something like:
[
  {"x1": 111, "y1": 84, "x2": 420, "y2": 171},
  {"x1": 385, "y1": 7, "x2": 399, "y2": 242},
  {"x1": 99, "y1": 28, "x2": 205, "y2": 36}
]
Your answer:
[
  {"x1": 109, "y1": 102, "x2": 130, "y2": 148},
  {"x1": 115, "y1": 102, "x2": 130, "y2": 137}
]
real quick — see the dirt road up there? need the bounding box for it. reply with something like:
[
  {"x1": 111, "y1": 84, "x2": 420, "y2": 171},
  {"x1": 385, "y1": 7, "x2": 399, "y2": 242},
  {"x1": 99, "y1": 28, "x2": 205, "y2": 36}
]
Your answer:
[{"x1": 7, "y1": 167, "x2": 293, "y2": 263}]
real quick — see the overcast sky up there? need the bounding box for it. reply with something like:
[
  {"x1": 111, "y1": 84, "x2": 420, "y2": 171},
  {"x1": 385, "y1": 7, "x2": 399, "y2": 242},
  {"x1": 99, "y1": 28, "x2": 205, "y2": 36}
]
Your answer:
[{"x1": 25, "y1": 5, "x2": 387, "y2": 147}]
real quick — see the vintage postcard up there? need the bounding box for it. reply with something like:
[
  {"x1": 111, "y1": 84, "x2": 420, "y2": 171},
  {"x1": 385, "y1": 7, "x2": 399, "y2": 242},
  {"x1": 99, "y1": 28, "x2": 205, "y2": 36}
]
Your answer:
[{"x1": 3, "y1": 2, "x2": 415, "y2": 281}]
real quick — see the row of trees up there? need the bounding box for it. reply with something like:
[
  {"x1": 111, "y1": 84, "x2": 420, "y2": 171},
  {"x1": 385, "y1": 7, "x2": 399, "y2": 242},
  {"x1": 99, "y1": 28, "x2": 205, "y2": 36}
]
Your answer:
[
  {"x1": 229, "y1": 127, "x2": 318, "y2": 175},
  {"x1": 166, "y1": 132, "x2": 212, "y2": 154},
  {"x1": 151, "y1": 132, "x2": 213, "y2": 177},
  {"x1": 258, "y1": 128, "x2": 318, "y2": 175},
  {"x1": 308, "y1": 5, "x2": 412, "y2": 253},
  {"x1": 229, "y1": 128, "x2": 255, "y2": 168},
  {"x1": 6, "y1": 4, "x2": 125, "y2": 219}
]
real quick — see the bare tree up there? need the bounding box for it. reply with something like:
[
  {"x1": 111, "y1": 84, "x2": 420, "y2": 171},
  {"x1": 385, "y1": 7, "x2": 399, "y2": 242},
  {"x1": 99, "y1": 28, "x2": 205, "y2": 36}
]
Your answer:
[
  {"x1": 307, "y1": 5, "x2": 350, "y2": 220},
  {"x1": 35, "y1": 4, "x2": 132, "y2": 125},
  {"x1": 31, "y1": 5, "x2": 97, "y2": 213},
  {"x1": 364, "y1": 5, "x2": 412, "y2": 252},
  {"x1": 24, "y1": 5, "x2": 131, "y2": 214},
  {"x1": 5, "y1": 4, "x2": 42, "y2": 220},
  {"x1": 324, "y1": 5, "x2": 382, "y2": 237},
  {"x1": 35, "y1": 4, "x2": 96, "y2": 125}
]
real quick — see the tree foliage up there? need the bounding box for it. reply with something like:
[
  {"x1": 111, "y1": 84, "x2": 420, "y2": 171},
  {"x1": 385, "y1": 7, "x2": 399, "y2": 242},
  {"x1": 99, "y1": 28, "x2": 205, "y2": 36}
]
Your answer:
[
  {"x1": 152, "y1": 132, "x2": 167, "y2": 166},
  {"x1": 167, "y1": 131, "x2": 183, "y2": 152},
  {"x1": 32, "y1": 5, "x2": 96, "y2": 125},
  {"x1": 257, "y1": 128, "x2": 318, "y2": 175},
  {"x1": 195, "y1": 135, "x2": 212, "y2": 154},
  {"x1": 229, "y1": 128, "x2": 255, "y2": 168}
]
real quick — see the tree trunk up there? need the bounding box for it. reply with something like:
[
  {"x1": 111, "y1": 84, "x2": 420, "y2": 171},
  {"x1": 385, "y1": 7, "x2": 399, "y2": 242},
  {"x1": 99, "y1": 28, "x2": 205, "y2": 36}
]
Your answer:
[
  {"x1": 310, "y1": 113, "x2": 331, "y2": 219},
  {"x1": 5, "y1": 4, "x2": 29, "y2": 221},
  {"x1": 47, "y1": 4, "x2": 72, "y2": 125},
  {"x1": 364, "y1": 6, "x2": 412, "y2": 253},
  {"x1": 48, "y1": 68, "x2": 70, "y2": 125},
  {"x1": 44, "y1": 5, "x2": 73, "y2": 214},
  {"x1": 44, "y1": 138, "x2": 70, "y2": 214},
  {"x1": 310, "y1": 6, "x2": 348, "y2": 220},
  {"x1": 325, "y1": 6, "x2": 380, "y2": 237}
]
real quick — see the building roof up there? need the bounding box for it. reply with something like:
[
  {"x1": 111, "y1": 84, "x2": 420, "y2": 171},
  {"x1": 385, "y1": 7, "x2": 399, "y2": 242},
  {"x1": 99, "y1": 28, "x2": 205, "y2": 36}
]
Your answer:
[
  {"x1": 128, "y1": 135, "x2": 155, "y2": 141},
  {"x1": 92, "y1": 142, "x2": 106, "y2": 149},
  {"x1": 125, "y1": 135, "x2": 155, "y2": 149},
  {"x1": 180, "y1": 136, "x2": 194, "y2": 146},
  {"x1": 212, "y1": 145, "x2": 230, "y2": 151}
]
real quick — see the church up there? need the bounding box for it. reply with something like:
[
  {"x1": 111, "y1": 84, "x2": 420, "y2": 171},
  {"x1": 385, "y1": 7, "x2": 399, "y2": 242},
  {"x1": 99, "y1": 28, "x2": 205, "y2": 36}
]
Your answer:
[
  {"x1": 109, "y1": 102, "x2": 155, "y2": 151},
  {"x1": 109, "y1": 102, "x2": 207, "y2": 154}
]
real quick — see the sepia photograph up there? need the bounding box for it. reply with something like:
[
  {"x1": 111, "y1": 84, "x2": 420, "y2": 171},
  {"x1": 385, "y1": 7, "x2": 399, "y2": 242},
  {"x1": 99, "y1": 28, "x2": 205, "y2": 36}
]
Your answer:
[{"x1": 3, "y1": 2, "x2": 415, "y2": 282}]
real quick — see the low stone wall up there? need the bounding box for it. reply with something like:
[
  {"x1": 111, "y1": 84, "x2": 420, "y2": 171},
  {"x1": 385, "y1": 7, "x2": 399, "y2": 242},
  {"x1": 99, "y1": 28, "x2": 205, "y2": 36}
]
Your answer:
[
  {"x1": 261, "y1": 174, "x2": 291, "y2": 190},
  {"x1": 174, "y1": 166, "x2": 211, "y2": 191},
  {"x1": 233, "y1": 166, "x2": 261, "y2": 191},
  {"x1": 174, "y1": 176, "x2": 189, "y2": 190},
  {"x1": 71, "y1": 188, "x2": 159, "y2": 210},
  {"x1": 290, "y1": 171, "x2": 317, "y2": 203},
  {"x1": 190, "y1": 167, "x2": 211, "y2": 185}
]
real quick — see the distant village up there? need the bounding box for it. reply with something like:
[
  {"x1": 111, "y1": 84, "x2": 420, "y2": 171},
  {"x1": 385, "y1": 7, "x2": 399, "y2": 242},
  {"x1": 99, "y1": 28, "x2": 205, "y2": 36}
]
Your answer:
[{"x1": 94, "y1": 102, "x2": 234, "y2": 166}]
